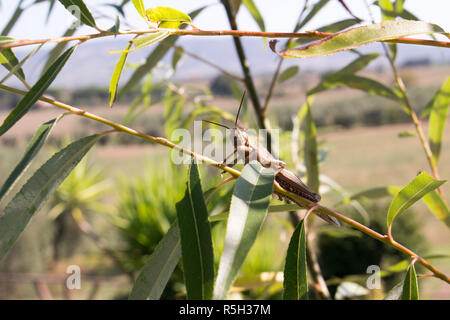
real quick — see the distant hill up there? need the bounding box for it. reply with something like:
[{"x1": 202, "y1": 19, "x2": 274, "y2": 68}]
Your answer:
[{"x1": 13, "y1": 36, "x2": 450, "y2": 89}]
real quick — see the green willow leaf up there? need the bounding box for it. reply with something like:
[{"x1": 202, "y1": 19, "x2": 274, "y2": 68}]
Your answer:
[
  {"x1": 308, "y1": 53, "x2": 380, "y2": 94},
  {"x1": 131, "y1": 0, "x2": 146, "y2": 19},
  {"x1": 129, "y1": 221, "x2": 181, "y2": 300},
  {"x1": 213, "y1": 161, "x2": 274, "y2": 300},
  {"x1": 109, "y1": 42, "x2": 132, "y2": 107},
  {"x1": 283, "y1": 218, "x2": 308, "y2": 300},
  {"x1": 278, "y1": 66, "x2": 299, "y2": 83},
  {"x1": 0, "y1": 115, "x2": 63, "y2": 202},
  {"x1": 310, "y1": 74, "x2": 400, "y2": 101},
  {"x1": 387, "y1": 172, "x2": 446, "y2": 228},
  {"x1": 242, "y1": 0, "x2": 265, "y2": 31},
  {"x1": 0, "y1": 36, "x2": 25, "y2": 81},
  {"x1": 401, "y1": 264, "x2": 419, "y2": 300},
  {"x1": 274, "y1": 20, "x2": 445, "y2": 59},
  {"x1": 341, "y1": 186, "x2": 402, "y2": 204},
  {"x1": 0, "y1": 134, "x2": 101, "y2": 260},
  {"x1": 146, "y1": 6, "x2": 192, "y2": 29},
  {"x1": 427, "y1": 76, "x2": 450, "y2": 166},
  {"x1": 0, "y1": 46, "x2": 75, "y2": 137},
  {"x1": 302, "y1": 101, "x2": 319, "y2": 192},
  {"x1": 58, "y1": 0, "x2": 97, "y2": 28},
  {"x1": 176, "y1": 160, "x2": 214, "y2": 300}
]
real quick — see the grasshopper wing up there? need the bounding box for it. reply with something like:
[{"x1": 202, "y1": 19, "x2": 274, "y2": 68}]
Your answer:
[{"x1": 275, "y1": 169, "x2": 340, "y2": 226}]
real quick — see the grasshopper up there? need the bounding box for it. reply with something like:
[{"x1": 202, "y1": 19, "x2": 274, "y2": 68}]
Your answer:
[{"x1": 204, "y1": 93, "x2": 340, "y2": 226}]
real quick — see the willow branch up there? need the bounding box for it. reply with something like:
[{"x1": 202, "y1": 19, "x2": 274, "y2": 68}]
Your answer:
[
  {"x1": 0, "y1": 83, "x2": 448, "y2": 285},
  {"x1": 1, "y1": 28, "x2": 449, "y2": 51}
]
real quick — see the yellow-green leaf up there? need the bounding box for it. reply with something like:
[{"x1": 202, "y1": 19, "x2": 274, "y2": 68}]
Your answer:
[
  {"x1": 131, "y1": 0, "x2": 146, "y2": 19},
  {"x1": 109, "y1": 42, "x2": 131, "y2": 107},
  {"x1": 146, "y1": 6, "x2": 192, "y2": 29}
]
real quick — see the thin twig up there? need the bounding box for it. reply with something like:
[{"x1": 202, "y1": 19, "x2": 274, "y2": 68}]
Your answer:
[{"x1": 1, "y1": 28, "x2": 449, "y2": 51}]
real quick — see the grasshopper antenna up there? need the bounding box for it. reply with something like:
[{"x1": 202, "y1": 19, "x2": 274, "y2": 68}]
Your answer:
[
  {"x1": 235, "y1": 91, "x2": 246, "y2": 126},
  {"x1": 202, "y1": 119, "x2": 230, "y2": 130}
]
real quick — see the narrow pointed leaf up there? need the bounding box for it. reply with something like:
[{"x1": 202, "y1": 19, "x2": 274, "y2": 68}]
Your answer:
[
  {"x1": 283, "y1": 218, "x2": 308, "y2": 300},
  {"x1": 309, "y1": 74, "x2": 400, "y2": 101},
  {"x1": 387, "y1": 172, "x2": 446, "y2": 228},
  {"x1": 131, "y1": 0, "x2": 146, "y2": 19},
  {"x1": 308, "y1": 53, "x2": 380, "y2": 94},
  {"x1": 176, "y1": 160, "x2": 214, "y2": 300},
  {"x1": 58, "y1": 0, "x2": 97, "y2": 28},
  {"x1": 401, "y1": 264, "x2": 419, "y2": 300},
  {"x1": 0, "y1": 134, "x2": 101, "y2": 260},
  {"x1": 109, "y1": 42, "x2": 132, "y2": 107},
  {"x1": 0, "y1": 46, "x2": 75, "y2": 137},
  {"x1": 0, "y1": 115, "x2": 63, "y2": 202},
  {"x1": 341, "y1": 186, "x2": 402, "y2": 204},
  {"x1": 242, "y1": 0, "x2": 265, "y2": 31},
  {"x1": 274, "y1": 20, "x2": 445, "y2": 59},
  {"x1": 278, "y1": 66, "x2": 299, "y2": 83},
  {"x1": 213, "y1": 161, "x2": 274, "y2": 299},
  {"x1": 302, "y1": 101, "x2": 319, "y2": 192},
  {"x1": 129, "y1": 221, "x2": 181, "y2": 300},
  {"x1": 427, "y1": 76, "x2": 450, "y2": 166}
]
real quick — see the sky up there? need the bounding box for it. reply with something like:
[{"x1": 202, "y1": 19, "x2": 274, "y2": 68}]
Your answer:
[{"x1": 1, "y1": 0, "x2": 450, "y2": 40}]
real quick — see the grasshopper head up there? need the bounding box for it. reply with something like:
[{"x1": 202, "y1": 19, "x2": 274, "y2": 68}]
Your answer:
[{"x1": 229, "y1": 126, "x2": 248, "y2": 147}]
